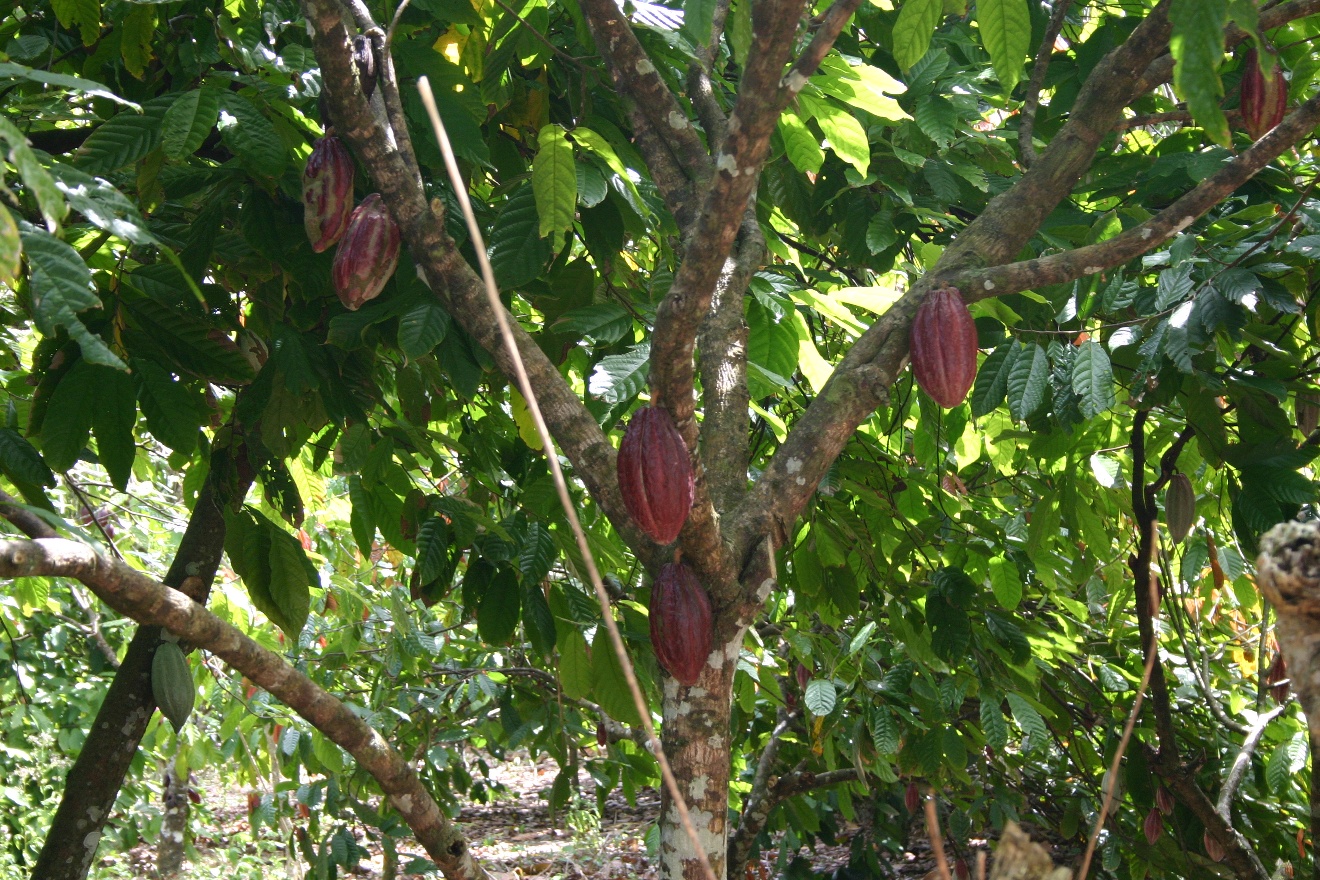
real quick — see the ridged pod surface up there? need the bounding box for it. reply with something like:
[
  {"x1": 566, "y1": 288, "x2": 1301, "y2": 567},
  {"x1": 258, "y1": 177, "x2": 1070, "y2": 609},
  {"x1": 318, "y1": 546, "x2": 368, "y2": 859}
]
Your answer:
[
  {"x1": 1143, "y1": 807, "x2": 1163, "y2": 845},
  {"x1": 1164, "y1": 473, "x2": 1195, "y2": 544},
  {"x1": 617, "y1": 406, "x2": 694, "y2": 544},
  {"x1": 152, "y1": 641, "x2": 195, "y2": 732},
  {"x1": 332, "y1": 194, "x2": 400, "y2": 310},
  {"x1": 910, "y1": 286, "x2": 978, "y2": 408},
  {"x1": 649, "y1": 562, "x2": 712, "y2": 686},
  {"x1": 1241, "y1": 48, "x2": 1288, "y2": 141},
  {"x1": 302, "y1": 136, "x2": 355, "y2": 253}
]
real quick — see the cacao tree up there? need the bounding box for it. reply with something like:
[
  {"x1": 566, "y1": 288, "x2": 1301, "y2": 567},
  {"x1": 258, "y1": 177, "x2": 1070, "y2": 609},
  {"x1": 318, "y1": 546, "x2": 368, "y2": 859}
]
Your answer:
[{"x1": 2, "y1": 0, "x2": 1320, "y2": 879}]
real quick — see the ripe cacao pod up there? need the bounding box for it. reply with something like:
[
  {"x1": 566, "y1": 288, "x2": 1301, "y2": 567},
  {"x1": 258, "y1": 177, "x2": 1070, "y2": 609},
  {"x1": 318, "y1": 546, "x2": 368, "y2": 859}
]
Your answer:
[
  {"x1": 1143, "y1": 806, "x2": 1164, "y2": 845},
  {"x1": 910, "y1": 285, "x2": 978, "y2": 408},
  {"x1": 648, "y1": 562, "x2": 712, "y2": 686},
  {"x1": 1155, "y1": 785, "x2": 1174, "y2": 817},
  {"x1": 1297, "y1": 391, "x2": 1320, "y2": 436},
  {"x1": 617, "y1": 406, "x2": 694, "y2": 545},
  {"x1": 1241, "y1": 48, "x2": 1288, "y2": 141},
  {"x1": 152, "y1": 640, "x2": 195, "y2": 732},
  {"x1": 1205, "y1": 830, "x2": 1226, "y2": 863},
  {"x1": 1164, "y1": 473, "x2": 1195, "y2": 544},
  {"x1": 1266, "y1": 651, "x2": 1290, "y2": 705},
  {"x1": 302, "y1": 136, "x2": 355, "y2": 253},
  {"x1": 332, "y1": 194, "x2": 400, "y2": 310},
  {"x1": 905, "y1": 781, "x2": 921, "y2": 813}
]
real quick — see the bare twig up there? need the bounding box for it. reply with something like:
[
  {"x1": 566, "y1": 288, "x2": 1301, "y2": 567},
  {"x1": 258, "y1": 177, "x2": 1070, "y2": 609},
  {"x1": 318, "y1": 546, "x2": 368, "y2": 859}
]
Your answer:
[
  {"x1": 1018, "y1": 0, "x2": 1075, "y2": 167},
  {"x1": 923, "y1": 794, "x2": 952, "y2": 880},
  {"x1": 416, "y1": 78, "x2": 718, "y2": 880}
]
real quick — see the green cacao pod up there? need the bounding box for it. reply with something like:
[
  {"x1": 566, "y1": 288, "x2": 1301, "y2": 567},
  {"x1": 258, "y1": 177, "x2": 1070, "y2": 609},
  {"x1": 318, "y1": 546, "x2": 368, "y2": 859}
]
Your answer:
[
  {"x1": 1164, "y1": 473, "x2": 1195, "y2": 544},
  {"x1": 1241, "y1": 47, "x2": 1287, "y2": 141},
  {"x1": 910, "y1": 285, "x2": 978, "y2": 408},
  {"x1": 152, "y1": 640, "x2": 195, "y2": 732},
  {"x1": 649, "y1": 562, "x2": 711, "y2": 686},
  {"x1": 332, "y1": 193, "x2": 401, "y2": 310},
  {"x1": 617, "y1": 407, "x2": 694, "y2": 544},
  {"x1": 302, "y1": 136, "x2": 355, "y2": 253}
]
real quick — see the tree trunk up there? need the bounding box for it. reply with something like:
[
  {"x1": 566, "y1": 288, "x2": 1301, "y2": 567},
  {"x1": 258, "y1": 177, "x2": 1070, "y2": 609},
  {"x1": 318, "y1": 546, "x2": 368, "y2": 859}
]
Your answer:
[
  {"x1": 31, "y1": 450, "x2": 250, "y2": 880},
  {"x1": 156, "y1": 757, "x2": 190, "y2": 877},
  {"x1": 658, "y1": 628, "x2": 741, "y2": 880}
]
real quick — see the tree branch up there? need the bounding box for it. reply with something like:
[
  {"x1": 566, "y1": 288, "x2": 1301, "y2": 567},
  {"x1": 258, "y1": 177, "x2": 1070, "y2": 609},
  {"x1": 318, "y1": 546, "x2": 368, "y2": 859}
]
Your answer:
[
  {"x1": 728, "y1": 709, "x2": 792, "y2": 873},
  {"x1": 1216, "y1": 705, "x2": 1288, "y2": 821},
  {"x1": 0, "y1": 537, "x2": 492, "y2": 880},
  {"x1": 774, "y1": 0, "x2": 865, "y2": 112},
  {"x1": 1017, "y1": 0, "x2": 1074, "y2": 168},
  {"x1": 300, "y1": 0, "x2": 665, "y2": 570}
]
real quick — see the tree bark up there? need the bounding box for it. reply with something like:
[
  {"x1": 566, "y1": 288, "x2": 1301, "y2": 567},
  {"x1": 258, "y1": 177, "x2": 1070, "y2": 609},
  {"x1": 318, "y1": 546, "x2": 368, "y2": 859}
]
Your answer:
[
  {"x1": 29, "y1": 446, "x2": 250, "y2": 880},
  {"x1": 658, "y1": 628, "x2": 741, "y2": 880},
  {"x1": 156, "y1": 756, "x2": 190, "y2": 877}
]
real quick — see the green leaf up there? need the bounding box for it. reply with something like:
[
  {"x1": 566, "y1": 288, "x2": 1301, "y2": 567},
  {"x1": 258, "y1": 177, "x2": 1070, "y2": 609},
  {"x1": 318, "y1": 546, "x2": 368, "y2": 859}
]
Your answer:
[
  {"x1": 161, "y1": 88, "x2": 221, "y2": 161},
  {"x1": 0, "y1": 204, "x2": 20, "y2": 286},
  {"x1": 488, "y1": 183, "x2": 550, "y2": 289},
  {"x1": 48, "y1": 163, "x2": 158, "y2": 246},
  {"x1": 0, "y1": 429, "x2": 54, "y2": 487},
  {"x1": 870, "y1": 705, "x2": 900, "y2": 754},
  {"x1": 348, "y1": 475, "x2": 377, "y2": 556},
  {"x1": 811, "y1": 57, "x2": 909, "y2": 122},
  {"x1": 1169, "y1": 0, "x2": 1230, "y2": 146},
  {"x1": 264, "y1": 517, "x2": 315, "y2": 639},
  {"x1": 1071, "y1": 340, "x2": 1116, "y2": 418},
  {"x1": 416, "y1": 516, "x2": 450, "y2": 585},
  {"x1": 518, "y1": 522, "x2": 557, "y2": 585},
  {"x1": 926, "y1": 584, "x2": 972, "y2": 663},
  {"x1": 521, "y1": 580, "x2": 557, "y2": 659},
  {"x1": 805, "y1": 678, "x2": 837, "y2": 716},
  {"x1": 748, "y1": 299, "x2": 801, "y2": 388},
  {"x1": 0, "y1": 62, "x2": 139, "y2": 109},
  {"x1": 553, "y1": 303, "x2": 632, "y2": 344},
  {"x1": 971, "y1": 341, "x2": 1014, "y2": 417},
  {"x1": 778, "y1": 110, "x2": 825, "y2": 175},
  {"x1": 75, "y1": 98, "x2": 169, "y2": 175},
  {"x1": 219, "y1": 93, "x2": 288, "y2": 178},
  {"x1": 135, "y1": 361, "x2": 200, "y2": 454},
  {"x1": 558, "y1": 628, "x2": 592, "y2": 700},
  {"x1": 987, "y1": 556, "x2": 1022, "y2": 610},
  {"x1": 51, "y1": 0, "x2": 101, "y2": 45},
  {"x1": 0, "y1": 119, "x2": 68, "y2": 231},
  {"x1": 478, "y1": 566, "x2": 521, "y2": 645},
  {"x1": 41, "y1": 360, "x2": 98, "y2": 471},
  {"x1": 398, "y1": 297, "x2": 451, "y2": 360},
  {"x1": 587, "y1": 343, "x2": 650, "y2": 404},
  {"x1": 977, "y1": 0, "x2": 1030, "y2": 94},
  {"x1": 682, "y1": 0, "x2": 715, "y2": 47},
  {"x1": 1006, "y1": 342, "x2": 1048, "y2": 421},
  {"x1": 893, "y1": 0, "x2": 943, "y2": 70},
  {"x1": 120, "y1": 6, "x2": 157, "y2": 78},
  {"x1": 1006, "y1": 693, "x2": 1048, "y2": 751},
  {"x1": 533, "y1": 125, "x2": 577, "y2": 251},
  {"x1": 984, "y1": 610, "x2": 1031, "y2": 666},
  {"x1": 980, "y1": 693, "x2": 1008, "y2": 751},
  {"x1": 224, "y1": 508, "x2": 273, "y2": 630},
  {"x1": 797, "y1": 95, "x2": 869, "y2": 177},
  {"x1": 89, "y1": 365, "x2": 137, "y2": 491},
  {"x1": 591, "y1": 626, "x2": 642, "y2": 726},
  {"x1": 914, "y1": 728, "x2": 944, "y2": 774}
]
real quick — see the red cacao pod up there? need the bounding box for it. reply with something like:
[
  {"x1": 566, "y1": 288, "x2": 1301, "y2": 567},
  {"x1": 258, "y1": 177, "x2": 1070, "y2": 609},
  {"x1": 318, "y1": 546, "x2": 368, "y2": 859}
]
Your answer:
[
  {"x1": 1143, "y1": 806, "x2": 1164, "y2": 845},
  {"x1": 617, "y1": 406, "x2": 694, "y2": 545},
  {"x1": 905, "y1": 781, "x2": 921, "y2": 813},
  {"x1": 1164, "y1": 473, "x2": 1195, "y2": 544},
  {"x1": 302, "y1": 136, "x2": 354, "y2": 253},
  {"x1": 332, "y1": 194, "x2": 400, "y2": 310},
  {"x1": 649, "y1": 562, "x2": 712, "y2": 686},
  {"x1": 1297, "y1": 391, "x2": 1320, "y2": 436},
  {"x1": 1241, "y1": 48, "x2": 1288, "y2": 141},
  {"x1": 910, "y1": 285, "x2": 978, "y2": 408},
  {"x1": 1205, "y1": 830, "x2": 1226, "y2": 863},
  {"x1": 1267, "y1": 651, "x2": 1290, "y2": 705},
  {"x1": 596, "y1": 723, "x2": 608, "y2": 747},
  {"x1": 1155, "y1": 785, "x2": 1175, "y2": 817}
]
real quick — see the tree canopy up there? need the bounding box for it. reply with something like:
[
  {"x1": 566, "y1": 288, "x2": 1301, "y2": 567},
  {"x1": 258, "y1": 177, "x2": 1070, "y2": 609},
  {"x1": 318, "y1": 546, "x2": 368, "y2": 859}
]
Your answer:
[{"x1": 2, "y1": 0, "x2": 1320, "y2": 879}]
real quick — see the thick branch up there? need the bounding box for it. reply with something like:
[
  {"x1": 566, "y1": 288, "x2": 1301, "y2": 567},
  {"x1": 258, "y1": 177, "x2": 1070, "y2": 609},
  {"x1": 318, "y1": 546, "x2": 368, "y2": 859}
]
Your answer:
[
  {"x1": 727, "y1": 710, "x2": 792, "y2": 873},
  {"x1": 301, "y1": 0, "x2": 664, "y2": 569},
  {"x1": 774, "y1": 0, "x2": 865, "y2": 111},
  {"x1": 0, "y1": 537, "x2": 490, "y2": 880},
  {"x1": 947, "y1": 92, "x2": 1320, "y2": 299},
  {"x1": 1216, "y1": 705, "x2": 1288, "y2": 821}
]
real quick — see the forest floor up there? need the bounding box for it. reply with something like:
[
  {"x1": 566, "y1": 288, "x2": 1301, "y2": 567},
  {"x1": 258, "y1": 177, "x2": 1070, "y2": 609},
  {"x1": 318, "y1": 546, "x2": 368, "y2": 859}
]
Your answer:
[{"x1": 93, "y1": 752, "x2": 1022, "y2": 880}]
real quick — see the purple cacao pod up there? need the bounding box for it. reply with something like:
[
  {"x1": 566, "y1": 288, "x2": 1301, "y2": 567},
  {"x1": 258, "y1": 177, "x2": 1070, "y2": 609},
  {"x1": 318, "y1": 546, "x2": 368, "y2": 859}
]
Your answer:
[
  {"x1": 1204, "y1": 830, "x2": 1225, "y2": 863},
  {"x1": 905, "y1": 781, "x2": 921, "y2": 813},
  {"x1": 302, "y1": 136, "x2": 355, "y2": 253},
  {"x1": 617, "y1": 406, "x2": 694, "y2": 545},
  {"x1": 649, "y1": 562, "x2": 712, "y2": 686},
  {"x1": 910, "y1": 285, "x2": 978, "y2": 408},
  {"x1": 1143, "y1": 806, "x2": 1164, "y2": 845},
  {"x1": 1241, "y1": 48, "x2": 1287, "y2": 141},
  {"x1": 1155, "y1": 785, "x2": 1175, "y2": 817},
  {"x1": 332, "y1": 194, "x2": 400, "y2": 310}
]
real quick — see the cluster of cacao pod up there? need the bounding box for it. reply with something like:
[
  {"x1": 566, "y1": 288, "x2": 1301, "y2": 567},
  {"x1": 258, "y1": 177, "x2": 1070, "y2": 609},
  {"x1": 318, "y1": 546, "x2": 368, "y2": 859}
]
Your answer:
[
  {"x1": 1240, "y1": 47, "x2": 1288, "y2": 141},
  {"x1": 617, "y1": 406, "x2": 694, "y2": 544},
  {"x1": 910, "y1": 285, "x2": 978, "y2": 408},
  {"x1": 301, "y1": 136, "x2": 401, "y2": 310},
  {"x1": 1164, "y1": 472, "x2": 1195, "y2": 544},
  {"x1": 152, "y1": 638, "x2": 195, "y2": 732},
  {"x1": 649, "y1": 562, "x2": 712, "y2": 686}
]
